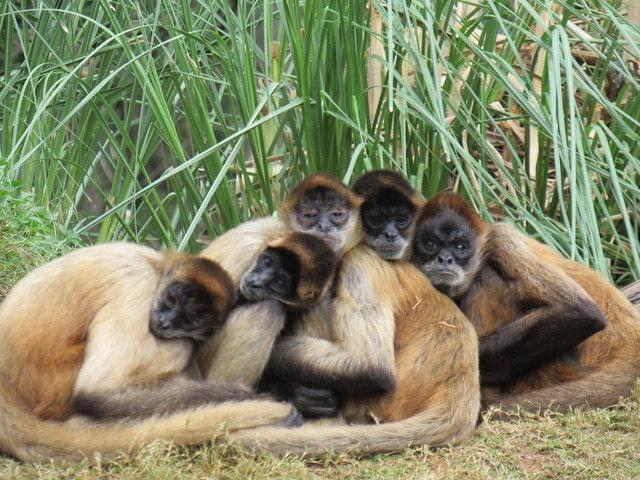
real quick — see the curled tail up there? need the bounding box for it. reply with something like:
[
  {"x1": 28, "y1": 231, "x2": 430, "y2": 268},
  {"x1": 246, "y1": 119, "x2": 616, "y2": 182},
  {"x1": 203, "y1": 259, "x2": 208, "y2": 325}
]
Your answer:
[
  {"x1": 491, "y1": 358, "x2": 640, "y2": 416},
  {"x1": 229, "y1": 402, "x2": 479, "y2": 456},
  {"x1": 0, "y1": 387, "x2": 295, "y2": 462}
]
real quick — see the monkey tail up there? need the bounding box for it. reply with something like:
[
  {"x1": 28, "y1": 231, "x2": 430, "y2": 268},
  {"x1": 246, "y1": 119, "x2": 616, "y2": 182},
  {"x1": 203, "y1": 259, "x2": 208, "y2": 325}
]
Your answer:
[
  {"x1": 0, "y1": 387, "x2": 295, "y2": 462},
  {"x1": 490, "y1": 358, "x2": 640, "y2": 416},
  {"x1": 229, "y1": 402, "x2": 479, "y2": 456}
]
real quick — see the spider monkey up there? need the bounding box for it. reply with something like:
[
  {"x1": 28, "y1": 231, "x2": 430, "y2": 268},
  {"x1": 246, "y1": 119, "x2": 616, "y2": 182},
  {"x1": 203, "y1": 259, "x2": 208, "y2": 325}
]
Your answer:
[
  {"x1": 411, "y1": 192, "x2": 640, "y2": 413},
  {"x1": 0, "y1": 244, "x2": 297, "y2": 462}
]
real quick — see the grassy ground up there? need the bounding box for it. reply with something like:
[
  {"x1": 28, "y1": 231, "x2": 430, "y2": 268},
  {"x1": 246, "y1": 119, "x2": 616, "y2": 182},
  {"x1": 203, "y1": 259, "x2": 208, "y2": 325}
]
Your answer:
[{"x1": 0, "y1": 399, "x2": 639, "y2": 479}]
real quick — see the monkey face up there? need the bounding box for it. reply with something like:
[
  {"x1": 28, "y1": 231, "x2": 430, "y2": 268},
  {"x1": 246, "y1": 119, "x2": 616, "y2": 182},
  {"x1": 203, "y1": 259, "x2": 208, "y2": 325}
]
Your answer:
[
  {"x1": 360, "y1": 191, "x2": 416, "y2": 260},
  {"x1": 240, "y1": 249, "x2": 299, "y2": 303},
  {"x1": 149, "y1": 281, "x2": 218, "y2": 341},
  {"x1": 292, "y1": 188, "x2": 354, "y2": 252},
  {"x1": 412, "y1": 209, "x2": 479, "y2": 295}
]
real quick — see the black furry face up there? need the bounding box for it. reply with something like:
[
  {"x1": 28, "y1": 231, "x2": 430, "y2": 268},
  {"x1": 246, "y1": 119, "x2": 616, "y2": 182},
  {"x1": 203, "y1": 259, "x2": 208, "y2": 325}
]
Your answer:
[
  {"x1": 412, "y1": 209, "x2": 479, "y2": 294},
  {"x1": 294, "y1": 188, "x2": 352, "y2": 251},
  {"x1": 361, "y1": 192, "x2": 416, "y2": 259},
  {"x1": 149, "y1": 281, "x2": 218, "y2": 341},
  {"x1": 240, "y1": 249, "x2": 299, "y2": 303}
]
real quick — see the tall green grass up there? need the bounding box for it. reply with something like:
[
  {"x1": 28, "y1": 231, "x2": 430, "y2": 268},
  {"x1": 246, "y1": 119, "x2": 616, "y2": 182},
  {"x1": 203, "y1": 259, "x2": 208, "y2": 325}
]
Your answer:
[{"x1": 1, "y1": 0, "x2": 638, "y2": 284}]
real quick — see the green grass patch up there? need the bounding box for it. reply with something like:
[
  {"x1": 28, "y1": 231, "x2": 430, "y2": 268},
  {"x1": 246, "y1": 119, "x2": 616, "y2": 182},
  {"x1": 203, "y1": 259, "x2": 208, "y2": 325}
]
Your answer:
[{"x1": 0, "y1": 179, "x2": 78, "y2": 297}]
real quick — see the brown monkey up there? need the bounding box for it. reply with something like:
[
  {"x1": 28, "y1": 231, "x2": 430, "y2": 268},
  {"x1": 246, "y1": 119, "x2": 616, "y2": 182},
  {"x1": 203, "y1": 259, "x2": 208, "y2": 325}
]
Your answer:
[
  {"x1": 226, "y1": 172, "x2": 480, "y2": 455},
  {"x1": 0, "y1": 243, "x2": 297, "y2": 462},
  {"x1": 411, "y1": 192, "x2": 640, "y2": 413}
]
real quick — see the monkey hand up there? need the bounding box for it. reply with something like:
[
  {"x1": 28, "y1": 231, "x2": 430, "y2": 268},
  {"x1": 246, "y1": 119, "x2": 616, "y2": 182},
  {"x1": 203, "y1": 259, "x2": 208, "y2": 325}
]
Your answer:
[{"x1": 292, "y1": 386, "x2": 339, "y2": 418}]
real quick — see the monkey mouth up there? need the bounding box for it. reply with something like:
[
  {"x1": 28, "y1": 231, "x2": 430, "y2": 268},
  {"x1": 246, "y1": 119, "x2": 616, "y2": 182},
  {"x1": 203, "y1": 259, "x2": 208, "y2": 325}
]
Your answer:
[
  {"x1": 422, "y1": 267, "x2": 461, "y2": 287},
  {"x1": 376, "y1": 246, "x2": 404, "y2": 259},
  {"x1": 239, "y1": 283, "x2": 267, "y2": 302}
]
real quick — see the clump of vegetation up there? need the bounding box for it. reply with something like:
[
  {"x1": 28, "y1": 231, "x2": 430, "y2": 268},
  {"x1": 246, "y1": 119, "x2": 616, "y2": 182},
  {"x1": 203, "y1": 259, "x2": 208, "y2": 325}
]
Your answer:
[
  {"x1": 1, "y1": 1, "x2": 638, "y2": 284},
  {"x1": 0, "y1": 178, "x2": 78, "y2": 296}
]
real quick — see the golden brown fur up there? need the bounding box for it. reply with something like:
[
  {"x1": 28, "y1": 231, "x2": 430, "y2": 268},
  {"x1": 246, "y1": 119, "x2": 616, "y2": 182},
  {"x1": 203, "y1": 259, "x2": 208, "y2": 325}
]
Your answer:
[
  {"x1": 0, "y1": 243, "x2": 294, "y2": 462},
  {"x1": 485, "y1": 227, "x2": 640, "y2": 412},
  {"x1": 196, "y1": 217, "x2": 291, "y2": 387}
]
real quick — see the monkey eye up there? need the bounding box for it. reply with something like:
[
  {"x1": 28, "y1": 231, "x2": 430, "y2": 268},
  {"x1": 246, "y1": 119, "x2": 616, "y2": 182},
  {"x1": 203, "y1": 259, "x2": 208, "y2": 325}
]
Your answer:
[
  {"x1": 423, "y1": 241, "x2": 437, "y2": 252},
  {"x1": 454, "y1": 243, "x2": 468, "y2": 253},
  {"x1": 165, "y1": 293, "x2": 176, "y2": 306},
  {"x1": 331, "y1": 208, "x2": 345, "y2": 219},
  {"x1": 261, "y1": 255, "x2": 272, "y2": 267},
  {"x1": 367, "y1": 214, "x2": 384, "y2": 228},
  {"x1": 302, "y1": 209, "x2": 318, "y2": 219},
  {"x1": 396, "y1": 215, "x2": 411, "y2": 228}
]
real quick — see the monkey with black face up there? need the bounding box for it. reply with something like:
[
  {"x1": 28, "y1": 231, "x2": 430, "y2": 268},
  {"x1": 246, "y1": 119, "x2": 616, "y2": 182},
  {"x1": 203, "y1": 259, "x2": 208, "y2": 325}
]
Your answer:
[
  {"x1": 240, "y1": 232, "x2": 341, "y2": 418},
  {"x1": 240, "y1": 232, "x2": 338, "y2": 309},
  {"x1": 149, "y1": 255, "x2": 235, "y2": 342},
  {"x1": 352, "y1": 170, "x2": 422, "y2": 259},
  {"x1": 199, "y1": 229, "x2": 342, "y2": 418},
  {"x1": 412, "y1": 193, "x2": 640, "y2": 413}
]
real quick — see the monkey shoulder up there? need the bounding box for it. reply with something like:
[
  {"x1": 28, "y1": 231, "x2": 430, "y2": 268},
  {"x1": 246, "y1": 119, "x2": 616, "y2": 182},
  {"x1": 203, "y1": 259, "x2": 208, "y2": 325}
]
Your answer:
[{"x1": 337, "y1": 245, "x2": 394, "y2": 300}]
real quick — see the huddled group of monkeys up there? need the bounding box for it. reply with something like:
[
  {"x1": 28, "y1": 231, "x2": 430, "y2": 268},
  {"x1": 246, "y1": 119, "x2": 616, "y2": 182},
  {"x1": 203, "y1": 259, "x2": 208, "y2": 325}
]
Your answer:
[{"x1": 0, "y1": 170, "x2": 639, "y2": 463}]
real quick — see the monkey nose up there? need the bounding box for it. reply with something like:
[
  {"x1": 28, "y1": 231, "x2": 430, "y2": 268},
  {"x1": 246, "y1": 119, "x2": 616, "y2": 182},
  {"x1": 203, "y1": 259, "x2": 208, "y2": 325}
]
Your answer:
[
  {"x1": 437, "y1": 255, "x2": 454, "y2": 265},
  {"x1": 384, "y1": 230, "x2": 397, "y2": 240}
]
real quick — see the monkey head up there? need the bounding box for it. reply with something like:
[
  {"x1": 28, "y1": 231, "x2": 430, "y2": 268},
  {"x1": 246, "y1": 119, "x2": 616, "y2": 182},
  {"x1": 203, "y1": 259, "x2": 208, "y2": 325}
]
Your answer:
[
  {"x1": 352, "y1": 170, "x2": 422, "y2": 260},
  {"x1": 411, "y1": 193, "x2": 486, "y2": 297},
  {"x1": 240, "y1": 232, "x2": 338, "y2": 308},
  {"x1": 280, "y1": 173, "x2": 363, "y2": 254},
  {"x1": 150, "y1": 255, "x2": 235, "y2": 341}
]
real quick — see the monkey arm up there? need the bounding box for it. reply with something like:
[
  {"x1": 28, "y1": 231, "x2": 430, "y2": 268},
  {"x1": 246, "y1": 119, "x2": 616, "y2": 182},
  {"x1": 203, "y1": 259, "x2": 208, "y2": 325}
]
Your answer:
[
  {"x1": 479, "y1": 301, "x2": 607, "y2": 386},
  {"x1": 265, "y1": 251, "x2": 397, "y2": 397},
  {"x1": 198, "y1": 300, "x2": 287, "y2": 387},
  {"x1": 265, "y1": 335, "x2": 395, "y2": 396},
  {"x1": 480, "y1": 223, "x2": 608, "y2": 386}
]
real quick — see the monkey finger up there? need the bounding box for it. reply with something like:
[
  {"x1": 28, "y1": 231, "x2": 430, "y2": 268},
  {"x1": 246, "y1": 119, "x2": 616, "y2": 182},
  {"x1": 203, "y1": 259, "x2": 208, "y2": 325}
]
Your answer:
[
  {"x1": 278, "y1": 407, "x2": 304, "y2": 427},
  {"x1": 300, "y1": 405, "x2": 338, "y2": 418}
]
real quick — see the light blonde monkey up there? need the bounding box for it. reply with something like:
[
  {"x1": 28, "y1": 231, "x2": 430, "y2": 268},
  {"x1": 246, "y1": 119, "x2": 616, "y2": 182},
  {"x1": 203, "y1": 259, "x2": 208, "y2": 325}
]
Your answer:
[{"x1": 0, "y1": 243, "x2": 296, "y2": 462}]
